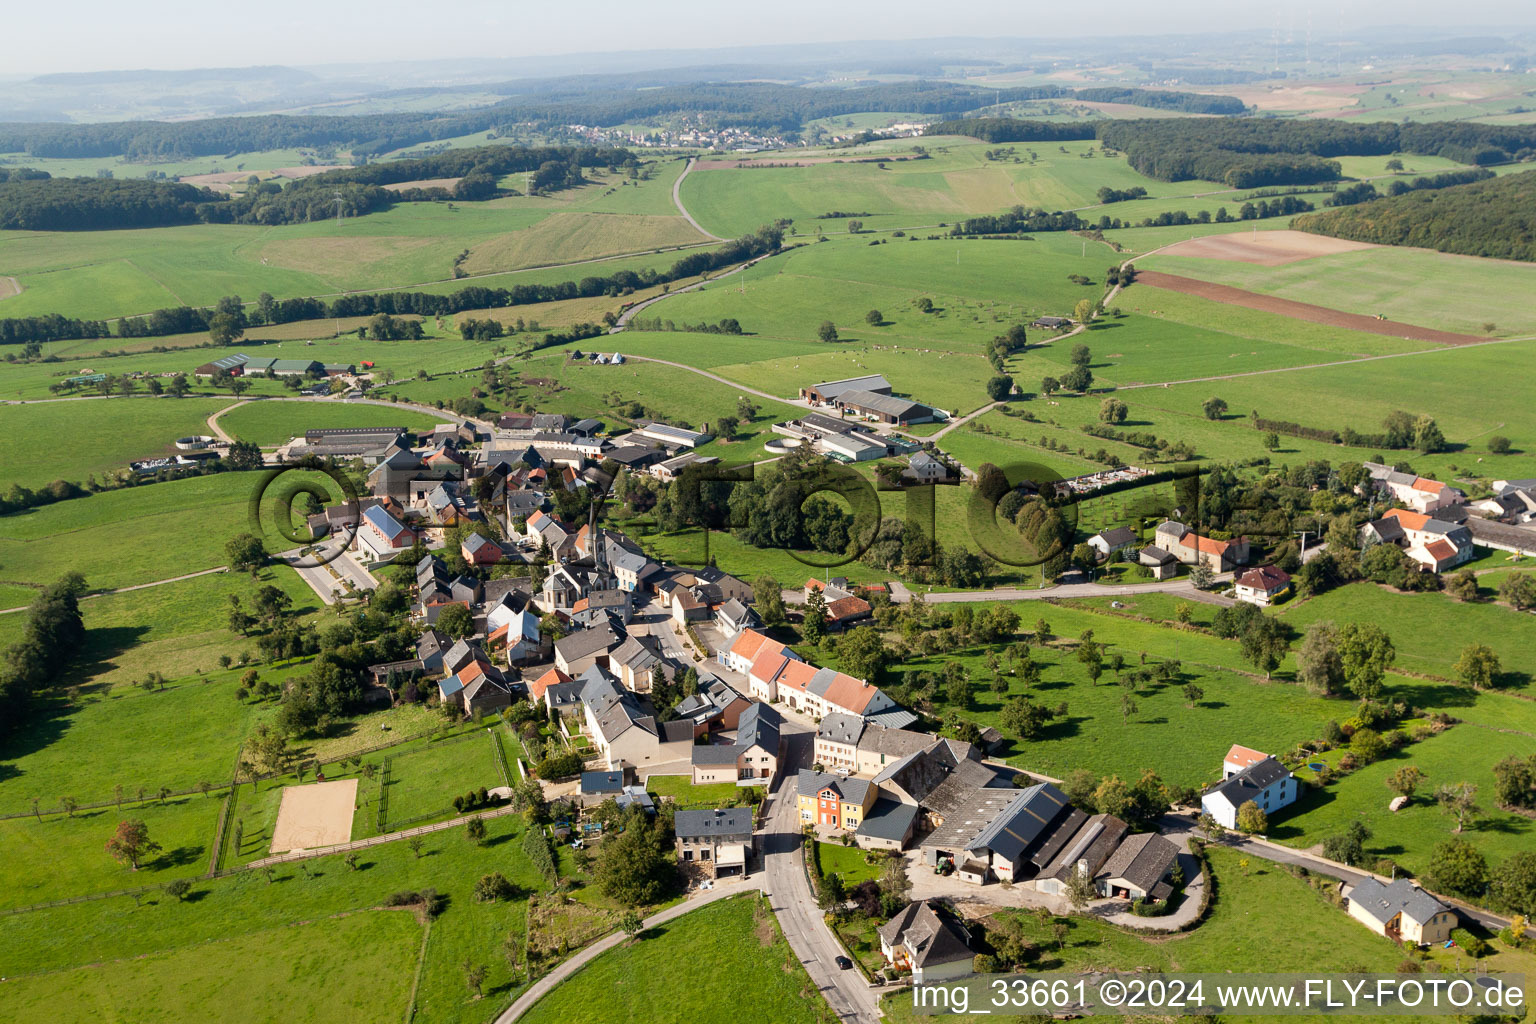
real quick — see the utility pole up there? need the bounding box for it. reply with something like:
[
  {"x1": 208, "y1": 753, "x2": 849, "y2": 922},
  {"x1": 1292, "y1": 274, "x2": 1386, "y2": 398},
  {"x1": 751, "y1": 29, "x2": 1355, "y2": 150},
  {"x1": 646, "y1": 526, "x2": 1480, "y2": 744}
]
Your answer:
[{"x1": 1294, "y1": 529, "x2": 1314, "y2": 562}]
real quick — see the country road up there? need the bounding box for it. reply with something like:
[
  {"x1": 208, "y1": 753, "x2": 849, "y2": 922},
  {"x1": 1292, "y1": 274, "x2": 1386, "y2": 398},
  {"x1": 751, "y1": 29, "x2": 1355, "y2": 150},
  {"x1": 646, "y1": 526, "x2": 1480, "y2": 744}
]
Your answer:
[
  {"x1": 610, "y1": 251, "x2": 777, "y2": 332},
  {"x1": 671, "y1": 157, "x2": 724, "y2": 241}
]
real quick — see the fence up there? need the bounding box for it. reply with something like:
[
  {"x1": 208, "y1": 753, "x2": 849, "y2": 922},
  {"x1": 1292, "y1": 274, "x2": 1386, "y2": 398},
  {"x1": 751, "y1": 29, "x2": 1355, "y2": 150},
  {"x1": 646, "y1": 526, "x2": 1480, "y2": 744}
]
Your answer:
[{"x1": 490, "y1": 728, "x2": 513, "y2": 788}]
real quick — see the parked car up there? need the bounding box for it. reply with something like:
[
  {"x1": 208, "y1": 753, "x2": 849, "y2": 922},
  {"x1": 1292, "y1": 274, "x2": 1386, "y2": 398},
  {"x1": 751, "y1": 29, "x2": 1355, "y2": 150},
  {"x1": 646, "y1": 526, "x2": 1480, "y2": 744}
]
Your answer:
[{"x1": 835, "y1": 956, "x2": 853, "y2": 970}]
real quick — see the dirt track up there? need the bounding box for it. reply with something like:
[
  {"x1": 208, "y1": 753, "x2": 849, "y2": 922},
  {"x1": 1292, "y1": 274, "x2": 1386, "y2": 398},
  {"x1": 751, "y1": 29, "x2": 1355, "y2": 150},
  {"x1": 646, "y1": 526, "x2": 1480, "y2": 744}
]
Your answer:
[{"x1": 1133, "y1": 270, "x2": 1486, "y2": 346}]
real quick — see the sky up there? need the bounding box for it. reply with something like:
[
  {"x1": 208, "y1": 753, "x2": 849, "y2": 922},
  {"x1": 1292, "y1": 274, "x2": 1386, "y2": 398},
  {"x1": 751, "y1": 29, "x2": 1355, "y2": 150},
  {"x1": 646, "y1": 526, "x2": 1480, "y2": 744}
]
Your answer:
[{"x1": 6, "y1": 0, "x2": 1536, "y2": 76}]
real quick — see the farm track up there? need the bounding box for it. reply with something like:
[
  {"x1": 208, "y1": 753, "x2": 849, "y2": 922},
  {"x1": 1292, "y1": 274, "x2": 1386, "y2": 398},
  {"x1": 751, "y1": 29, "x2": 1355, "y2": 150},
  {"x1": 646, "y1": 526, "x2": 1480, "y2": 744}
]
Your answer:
[
  {"x1": 671, "y1": 157, "x2": 725, "y2": 241},
  {"x1": 0, "y1": 566, "x2": 229, "y2": 615},
  {"x1": 1133, "y1": 269, "x2": 1487, "y2": 345}
]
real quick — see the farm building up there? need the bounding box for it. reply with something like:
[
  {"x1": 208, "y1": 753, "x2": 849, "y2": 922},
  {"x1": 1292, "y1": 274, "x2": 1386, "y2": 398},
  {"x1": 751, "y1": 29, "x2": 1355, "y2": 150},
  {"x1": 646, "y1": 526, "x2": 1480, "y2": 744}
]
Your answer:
[{"x1": 801, "y1": 374, "x2": 892, "y2": 406}]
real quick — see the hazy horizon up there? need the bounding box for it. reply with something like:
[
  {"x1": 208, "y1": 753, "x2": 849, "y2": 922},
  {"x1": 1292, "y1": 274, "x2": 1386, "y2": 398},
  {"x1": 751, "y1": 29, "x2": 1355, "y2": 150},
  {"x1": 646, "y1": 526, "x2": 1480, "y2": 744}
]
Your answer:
[{"x1": 8, "y1": 1, "x2": 1536, "y2": 78}]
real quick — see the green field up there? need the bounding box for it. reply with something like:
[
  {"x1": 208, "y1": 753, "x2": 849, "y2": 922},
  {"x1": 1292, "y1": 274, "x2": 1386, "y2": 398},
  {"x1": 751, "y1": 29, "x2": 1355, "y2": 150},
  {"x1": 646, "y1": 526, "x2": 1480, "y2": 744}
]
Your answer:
[
  {"x1": 0, "y1": 909, "x2": 422, "y2": 1024},
  {"x1": 0, "y1": 397, "x2": 234, "y2": 490},
  {"x1": 1140, "y1": 243, "x2": 1536, "y2": 338},
  {"x1": 521, "y1": 894, "x2": 834, "y2": 1024},
  {"x1": 814, "y1": 841, "x2": 884, "y2": 886},
  {"x1": 645, "y1": 774, "x2": 753, "y2": 809},
  {"x1": 679, "y1": 138, "x2": 1223, "y2": 237},
  {"x1": 375, "y1": 730, "x2": 502, "y2": 832},
  {"x1": 0, "y1": 794, "x2": 221, "y2": 910},
  {"x1": 0, "y1": 161, "x2": 703, "y2": 321},
  {"x1": 216, "y1": 397, "x2": 454, "y2": 446}
]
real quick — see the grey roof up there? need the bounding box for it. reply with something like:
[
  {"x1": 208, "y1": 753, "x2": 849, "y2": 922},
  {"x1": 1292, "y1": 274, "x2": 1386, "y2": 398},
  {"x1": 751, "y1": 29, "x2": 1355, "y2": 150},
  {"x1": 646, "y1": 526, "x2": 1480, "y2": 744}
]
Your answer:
[
  {"x1": 864, "y1": 706, "x2": 920, "y2": 730},
  {"x1": 555, "y1": 621, "x2": 626, "y2": 663},
  {"x1": 817, "y1": 712, "x2": 866, "y2": 746},
  {"x1": 1099, "y1": 832, "x2": 1179, "y2": 892},
  {"x1": 1207, "y1": 756, "x2": 1291, "y2": 808},
  {"x1": 876, "y1": 901, "x2": 972, "y2": 969},
  {"x1": 673, "y1": 807, "x2": 753, "y2": 839},
  {"x1": 811, "y1": 374, "x2": 892, "y2": 400},
  {"x1": 1094, "y1": 526, "x2": 1137, "y2": 547},
  {"x1": 577, "y1": 664, "x2": 626, "y2": 710},
  {"x1": 1465, "y1": 516, "x2": 1536, "y2": 555},
  {"x1": 1039, "y1": 813, "x2": 1130, "y2": 883},
  {"x1": 736, "y1": 701, "x2": 781, "y2": 753},
  {"x1": 855, "y1": 798, "x2": 919, "y2": 843},
  {"x1": 691, "y1": 743, "x2": 744, "y2": 766},
  {"x1": 836, "y1": 388, "x2": 930, "y2": 419},
  {"x1": 1139, "y1": 545, "x2": 1176, "y2": 565},
  {"x1": 965, "y1": 782, "x2": 1071, "y2": 863},
  {"x1": 717, "y1": 597, "x2": 752, "y2": 623},
  {"x1": 1349, "y1": 878, "x2": 1450, "y2": 927},
  {"x1": 640, "y1": 422, "x2": 710, "y2": 444},
  {"x1": 580, "y1": 771, "x2": 625, "y2": 795},
  {"x1": 797, "y1": 769, "x2": 872, "y2": 804}
]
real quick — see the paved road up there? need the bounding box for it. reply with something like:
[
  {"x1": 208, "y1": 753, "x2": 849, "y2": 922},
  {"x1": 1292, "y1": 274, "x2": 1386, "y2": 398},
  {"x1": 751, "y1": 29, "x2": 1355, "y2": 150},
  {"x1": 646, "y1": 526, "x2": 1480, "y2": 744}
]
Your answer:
[
  {"x1": 881, "y1": 575, "x2": 1234, "y2": 606},
  {"x1": 762, "y1": 730, "x2": 885, "y2": 1024},
  {"x1": 277, "y1": 546, "x2": 377, "y2": 606},
  {"x1": 1161, "y1": 813, "x2": 1512, "y2": 933},
  {"x1": 610, "y1": 252, "x2": 778, "y2": 333},
  {"x1": 495, "y1": 882, "x2": 757, "y2": 1023},
  {"x1": 671, "y1": 157, "x2": 724, "y2": 241}
]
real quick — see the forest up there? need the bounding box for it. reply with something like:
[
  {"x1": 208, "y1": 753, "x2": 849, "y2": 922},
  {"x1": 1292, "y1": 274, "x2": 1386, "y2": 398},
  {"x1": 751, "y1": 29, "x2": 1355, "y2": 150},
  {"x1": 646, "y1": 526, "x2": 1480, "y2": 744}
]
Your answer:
[
  {"x1": 0, "y1": 145, "x2": 627, "y2": 230},
  {"x1": 1292, "y1": 169, "x2": 1536, "y2": 262},
  {"x1": 935, "y1": 117, "x2": 1536, "y2": 187}
]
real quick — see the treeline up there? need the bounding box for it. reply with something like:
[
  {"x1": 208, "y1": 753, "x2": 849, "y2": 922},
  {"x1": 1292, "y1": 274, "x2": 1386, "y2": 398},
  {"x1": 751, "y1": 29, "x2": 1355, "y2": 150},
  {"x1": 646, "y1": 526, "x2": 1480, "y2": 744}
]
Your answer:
[
  {"x1": 937, "y1": 117, "x2": 1536, "y2": 188},
  {"x1": 0, "y1": 225, "x2": 783, "y2": 346},
  {"x1": 1326, "y1": 167, "x2": 1494, "y2": 207},
  {"x1": 0, "y1": 178, "x2": 219, "y2": 230},
  {"x1": 1294, "y1": 170, "x2": 1536, "y2": 263},
  {"x1": 1251, "y1": 409, "x2": 1446, "y2": 453},
  {"x1": 0, "y1": 81, "x2": 1243, "y2": 160},
  {"x1": 1096, "y1": 186, "x2": 1147, "y2": 203},
  {"x1": 0, "y1": 167, "x2": 50, "y2": 183},
  {"x1": 950, "y1": 206, "x2": 1089, "y2": 235},
  {"x1": 0, "y1": 574, "x2": 86, "y2": 727},
  {"x1": 0, "y1": 144, "x2": 628, "y2": 231},
  {"x1": 949, "y1": 195, "x2": 1311, "y2": 237}
]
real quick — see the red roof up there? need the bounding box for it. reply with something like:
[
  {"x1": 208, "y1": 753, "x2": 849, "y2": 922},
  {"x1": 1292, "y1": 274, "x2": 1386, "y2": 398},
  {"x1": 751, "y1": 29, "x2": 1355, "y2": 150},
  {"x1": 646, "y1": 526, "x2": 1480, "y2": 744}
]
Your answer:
[
  {"x1": 826, "y1": 596, "x2": 872, "y2": 622},
  {"x1": 1411, "y1": 477, "x2": 1446, "y2": 494},
  {"x1": 1194, "y1": 534, "x2": 1232, "y2": 557},
  {"x1": 1423, "y1": 539, "x2": 1458, "y2": 563},
  {"x1": 775, "y1": 658, "x2": 819, "y2": 694},
  {"x1": 529, "y1": 666, "x2": 571, "y2": 699},
  {"x1": 1236, "y1": 565, "x2": 1290, "y2": 592},
  {"x1": 1382, "y1": 507, "x2": 1431, "y2": 530},
  {"x1": 822, "y1": 672, "x2": 880, "y2": 714},
  {"x1": 1224, "y1": 744, "x2": 1269, "y2": 769},
  {"x1": 729, "y1": 629, "x2": 773, "y2": 663}
]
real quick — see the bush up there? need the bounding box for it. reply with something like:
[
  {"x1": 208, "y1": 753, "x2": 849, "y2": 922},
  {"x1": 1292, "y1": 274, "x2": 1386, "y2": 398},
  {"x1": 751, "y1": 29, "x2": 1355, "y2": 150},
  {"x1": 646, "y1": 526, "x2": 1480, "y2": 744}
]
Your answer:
[
  {"x1": 473, "y1": 872, "x2": 517, "y2": 903},
  {"x1": 1450, "y1": 928, "x2": 1490, "y2": 958}
]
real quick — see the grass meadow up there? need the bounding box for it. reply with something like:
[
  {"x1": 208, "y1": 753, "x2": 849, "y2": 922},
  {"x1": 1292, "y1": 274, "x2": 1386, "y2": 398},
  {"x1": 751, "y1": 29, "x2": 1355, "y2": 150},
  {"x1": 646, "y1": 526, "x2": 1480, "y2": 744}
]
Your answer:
[
  {"x1": 0, "y1": 396, "x2": 234, "y2": 490},
  {"x1": 0, "y1": 909, "x2": 423, "y2": 1024},
  {"x1": 520, "y1": 894, "x2": 834, "y2": 1024},
  {"x1": 0, "y1": 161, "x2": 703, "y2": 321},
  {"x1": 1140, "y1": 242, "x2": 1536, "y2": 338},
  {"x1": 215, "y1": 398, "x2": 454, "y2": 446}
]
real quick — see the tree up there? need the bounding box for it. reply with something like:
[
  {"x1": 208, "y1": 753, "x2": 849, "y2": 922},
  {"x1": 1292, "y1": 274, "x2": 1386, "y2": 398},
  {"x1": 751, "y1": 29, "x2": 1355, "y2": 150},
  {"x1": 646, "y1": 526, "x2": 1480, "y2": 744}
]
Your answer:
[
  {"x1": 1499, "y1": 573, "x2": 1536, "y2": 611},
  {"x1": 865, "y1": 309, "x2": 883, "y2": 326},
  {"x1": 1060, "y1": 365, "x2": 1092, "y2": 393},
  {"x1": 164, "y1": 878, "x2": 192, "y2": 901},
  {"x1": 1239, "y1": 616, "x2": 1289, "y2": 680},
  {"x1": 1435, "y1": 782, "x2": 1481, "y2": 833},
  {"x1": 1099, "y1": 397, "x2": 1128, "y2": 423},
  {"x1": 1040, "y1": 376, "x2": 1060, "y2": 396},
  {"x1": 1446, "y1": 570, "x2": 1479, "y2": 602},
  {"x1": 620, "y1": 909, "x2": 645, "y2": 938},
  {"x1": 465, "y1": 816, "x2": 487, "y2": 845},
  {"x1": 1427, "y1": 836, "x2": 1489, "y2": 898},
  {"x1": 462, "y1": 961, "x2": 486, "y2": 999},
  {"x1": 1350, "y1": 727, "x2": 1387, "y2": 765},
  {"x1": 1197, "y1": 811, "x2": 1226, "y2": 841},
  {"x1": 1188, "y1": 563, "x2": 1215, "y2": 590},
  {"x1": 1489, "y1": 851, "x2": 1536, "y2": 917},
  {"x1": 1263, "y1": 432, "x2": 1280, "y2": 452},
  {"x1": 817, "y1": 869, "x2": 846, "y2": 911},
  {"x1": 986, "y1": 375, "x2": 1014, "y2": 402},
  {"x1": 1235, "y1": 800, "x2": 1269, "y2": 835},
  {"x1": 224, "y1": 439, "x2": 262, "y2": 470},
  {"x1": 915, "y1": 297, "x2": 934, "y2": 313},
  {"x1": 473, "y1": 872, "x2": 516, "y2": 902},
  {"x1": 1322, "y1": 822, "x2": 1371, "y2": 866},
  {"x1": 436, "y1": 603, "x2": 474, "y2": 639},
  {"x1": 1492, "y1": 754, "x2": 1536, "y2": 809},
  {"x1": 207, "y1": 312, "x2": 244, "y2": 347},
  {"x1": 595, "y1": 815, "x2": 673, "y2": 906},
  {"x1": 1202, "y1": 397, "x2": 1228, "y2": 421},
  {"x1": 1412, "y1": 415, "x2": 1445, "y2": 454},
  {"x1": 1182, "y1": 683, "x2": 1204, "y2": 708},
  {"x1": 225, "y1": 533, "x2": 267, "y2": 575},
  {"x1": 1073, "y1": 299, "x2": 1095, "y2": 325},
  {"x1": 1065, "y1": 867, "x2": 1097, "y2": 910},
  {"x1": 802, "y1": 585, "x2": 828, "y2": 642},
  {"x1": 1120, "y1": 694, "x2": 1138, "y2": 723},
  {"x1": 753, "y1": 575, "x2": 787, "y2": 627},
  {"x1": 105, "y1": 819, "x2": 160, "y2": 870},
  {"x1": 817, "y1": 321, "x2": 839, "y2": 343},
  {"x1": 1454, "y1": 643, "x2": 1501, "y2": 691},
  {"x1": 1336, "y1": 622, "x2": 1395, "y2": 699},
  {"x1": 1296, "y1": 622, "x2": 1344, "y2": 695},
  {"x1": 1387, "y1": 765, "x2": 1427, "y2": 803},
  {"x1": 1488, "y1": 435, "x2": 1512, "y2": 455}
]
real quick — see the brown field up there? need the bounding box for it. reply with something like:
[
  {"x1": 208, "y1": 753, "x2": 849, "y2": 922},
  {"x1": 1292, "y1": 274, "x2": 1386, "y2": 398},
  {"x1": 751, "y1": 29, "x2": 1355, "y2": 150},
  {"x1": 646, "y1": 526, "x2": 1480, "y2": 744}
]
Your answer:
[
  {"x1": 1154, "y1": 229, "x2": 1378, "y2": 266},
  {"x1": 0, "y1": 276, "x2": 20, "y2": 301},
  {"x1": 1133, "y1": 270, "x2": 1486, "y2": 345},
  {"x1": 382, "y1": 177, "x2": 461, "y2": 193},
  {"x1": 1222, "y1": 81, "x2": 1367, "y2": 113},
  {"x1": 270, "y1": 778, "x2": 358, "y2": 852},
  {"x1": 181, "y1": 165, "x2": 347, "y2": 189},
  {"x1": 460, "y1": 211, "x2": 706, "y2": 276}
]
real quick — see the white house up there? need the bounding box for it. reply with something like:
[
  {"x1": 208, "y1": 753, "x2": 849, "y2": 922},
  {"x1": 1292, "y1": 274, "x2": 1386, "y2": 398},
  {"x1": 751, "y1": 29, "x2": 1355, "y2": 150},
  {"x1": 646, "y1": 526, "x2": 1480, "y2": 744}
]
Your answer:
[
  {"x1": 1362, "y1": 463, "x2": 1465, "y2": 514},
  {"x1": 1200, "y1": 752, "x2": 1298, "y2": 830},
  {"x1": 1087, "y1": 526, "x2": 1137, "y2": 560},
  {"x1": 1233, "y1": 565, "x2": 1292, "y2": 606},
  {"x1": 877, "y1": 901, "x2": 974, "y2": 984},
  {"x1": 1346, "y1": 878, "x2": 1457, "y2": 945}
]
